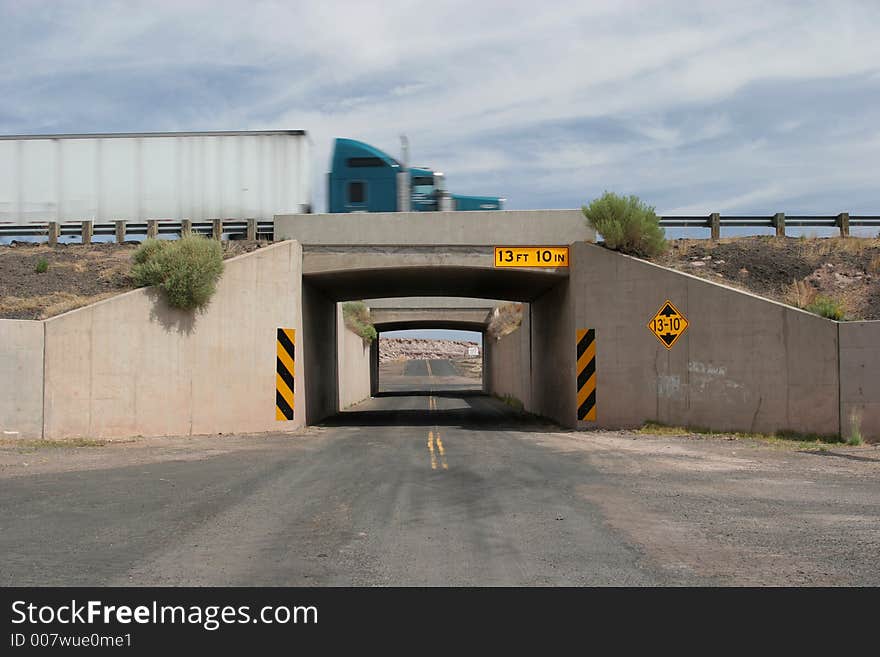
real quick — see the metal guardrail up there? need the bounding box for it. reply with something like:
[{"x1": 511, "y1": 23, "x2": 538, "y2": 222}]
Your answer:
[
  {"x1": 0, "y1": 219, "x2": 276, "y2": 243},
  {"x1": 1, "y1": 213, "x2": 879, "y2": 244},
  {"x1": 658, "y1": 212, "x2": 880, "y2": 238}
]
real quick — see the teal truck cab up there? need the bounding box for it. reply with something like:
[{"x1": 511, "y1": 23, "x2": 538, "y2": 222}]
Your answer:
[{"x1": 327, "y1": 138, "x2": 504, "y2": 213}]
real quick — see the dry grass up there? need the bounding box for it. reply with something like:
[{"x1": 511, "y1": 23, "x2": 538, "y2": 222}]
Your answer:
[
  {"x1": 41, "y1": 291, "x2": 118, "y2": 318},
  {"x1": 0, "y1": 291, "x2": 118, "y2": 319},
  {"x1": 869, "y1": 255, "x2": 880, "y2": 274},
  {"x1": 487, "y1": 302, "x2": 523, "y2": 338},
  {"x1": 0, "y1": 438, "x2": 107, "y2": 452},
  {"x1": 638, "y1": 422, "x2": 842, "y2": 450},
  {"x1": 783, "y1": 279, "x2": 818, "y2": 309},
  {"x1": 222, "y1": 239, "x2": 273, "y2": 258},
  {"x1": 796, "y1": 236, "x2": 879, "y2": 258}
]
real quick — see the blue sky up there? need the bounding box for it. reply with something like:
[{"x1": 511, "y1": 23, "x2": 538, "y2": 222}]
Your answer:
[{"x1": 2, "y1": 0, "x2": 879, "y2": 216}]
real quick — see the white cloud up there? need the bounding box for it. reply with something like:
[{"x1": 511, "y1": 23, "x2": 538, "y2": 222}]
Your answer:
[{"x1": 1, "y1": 0, "x2": 879, "y2": 212}]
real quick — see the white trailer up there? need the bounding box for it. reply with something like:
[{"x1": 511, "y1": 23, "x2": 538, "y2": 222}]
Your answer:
[{"x1": 0, "y1": 130, "x2": 310, "y2": 223}]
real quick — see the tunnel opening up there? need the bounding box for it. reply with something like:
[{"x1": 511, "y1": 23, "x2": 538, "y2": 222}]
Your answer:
[
  {"x1": 299, "y1": 253, "x2": 574, "y2": 429},
  {"x1": 376, "y1": 327, "x2": 484, "y2": 396}
]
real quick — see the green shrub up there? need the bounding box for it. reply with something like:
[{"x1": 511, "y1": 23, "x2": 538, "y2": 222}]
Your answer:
[
  {"x1": 133, "y1": 237, "x2": 168, "y2": 265},
  {"x1": 582, "y1": 192, "x2": 666, "y2": 257},
  {"x1": 847, "y1": 410, "x2": 864, "y2": 446},
  {"x1": 805, "y1": 295, "x2": 846, "y2": 320},
  {"x1": 132, "y1": 236, "x2": 224, "y2": 310},
  {"x1": 342, "y1": 301, "x2": 377, "y2": 343},
  {"x1": 34, "y1": 257, "x2": 49, "y2": 273}
]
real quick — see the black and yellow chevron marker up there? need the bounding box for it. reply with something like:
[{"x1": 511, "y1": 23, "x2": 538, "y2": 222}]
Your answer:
[
  {"x1": 576, "y1": 328, "x2": 596, "y2": 422},
  {"x1": 276, "y1": 328, "x2": 295, "y2": 421}
]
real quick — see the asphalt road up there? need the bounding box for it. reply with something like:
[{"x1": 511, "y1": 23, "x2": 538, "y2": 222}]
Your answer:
[{"x1": 1, "y1": 359, "x2": 878, "y2": 586}]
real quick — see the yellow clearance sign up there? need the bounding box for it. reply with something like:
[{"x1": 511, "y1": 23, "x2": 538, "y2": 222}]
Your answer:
[
  {"x1": 647, "y1": 300, "x2": 689, "y2": 349},
  {"x1": 494, "y1": 246, "x2": 569, "y2": 268}
]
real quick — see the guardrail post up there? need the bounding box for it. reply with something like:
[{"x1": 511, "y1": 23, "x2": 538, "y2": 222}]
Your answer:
[
  {"x1": 246, "y1": 218, "x2": 257, "y2": 241},
  {"x1": 212, "y1": 219, "x2": 223, "y2": 240},
  {"x1": 709, "y1": 213, "x2": 720, "y2": 241},
  {"x1": 181, "y1": 219, "x2": 192, "y2": 237},
  {"x1": 115, "y1": 220, "x2": 126, "y2": 243},
  {"x1": 82, "y1": 220, "x2": 93, "y2": 244},
  {"x1": 773, "y1": 213, "x2": 786, "y2": 237},
  {"x1": 47, "y1": 222, "x2": 60, "y2": 246},
  {"x1": 837, "y1": 212, "x2": 850, "y2": 237},
  {"x1": 147, "y1": 220, "x2": 158, "y2": 239}
]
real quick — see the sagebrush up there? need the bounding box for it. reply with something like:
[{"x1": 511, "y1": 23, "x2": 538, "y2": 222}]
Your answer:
[
  {"x1": 342, "y1": 301, "x2": 377, "y2": 343},
  {"x1": 131, "y1": 236, "x2": 224, "y2": 310},
  {"x1": 805, "y1": 295, "x2": 846, "y2": 321},
  {"x1": 582, "y1": 192, "x2": 666, "y2": 257}
]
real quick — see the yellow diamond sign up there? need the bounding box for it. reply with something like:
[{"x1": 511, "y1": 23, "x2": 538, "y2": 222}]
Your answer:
[{"x1": 647, "y1": 300, "x2": 689, "y2": 349}]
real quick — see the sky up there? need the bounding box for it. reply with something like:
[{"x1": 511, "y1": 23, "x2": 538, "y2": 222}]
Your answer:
[{"x1": 2, "y1": 0, "x2": 879, "y2": 217}]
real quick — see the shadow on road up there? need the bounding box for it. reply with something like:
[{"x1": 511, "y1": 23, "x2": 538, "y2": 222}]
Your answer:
[
  {"x1": 375, "y1": 390, "x2": 482, "y2": 398},
  {"x1": 322, "y1": 392, "x2": 555, "y2": 432},
  {"x1": 800, "y1": 449, "x2": 880, "y2": 463}
]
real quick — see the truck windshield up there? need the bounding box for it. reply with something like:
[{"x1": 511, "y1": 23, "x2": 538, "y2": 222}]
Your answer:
[{"x1": 411, "y1": 176, "x2": 434, "y2": 195}]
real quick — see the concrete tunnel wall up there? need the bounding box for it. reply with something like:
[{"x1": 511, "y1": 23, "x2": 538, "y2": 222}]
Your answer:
[
  {"x1": 484, "y1": 310, "x2": 532, "y2": 411},
  {"x1": 337, "y1": 305, "x2": 372, "y2": 410},
  {"x1": 0, "y1": 241, "x2": 306, "y2": 439},
  {"x1": 301, "y1": 281, "x2": 338, "y2": 424}
]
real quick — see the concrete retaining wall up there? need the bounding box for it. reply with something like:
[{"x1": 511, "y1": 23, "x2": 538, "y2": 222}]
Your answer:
[
  {"x1": 41, "y1": 241, "x2": 304, "y2": 438},
  {"x1": 570, "y1": 242, "x2": 840, "y2": 435},
  {"x1": 276, "y1": 209, "x2": 594, "y2": 245},
  {"x1": 0, "y1": 320, "x2": 45, "y2": 439},
  {"x1": 839, "y1": 321, "x2": 880, "y2": 442},
  {"x1": 337, "y1": 306, "x2": 372, "y2": 410},
  {"x1": 486, "y1": 314, "x2": 531, "y2": 411}
]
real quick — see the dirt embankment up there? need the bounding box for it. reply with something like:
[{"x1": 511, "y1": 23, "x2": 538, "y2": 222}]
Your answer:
[
  {"x1": 0, "y1": 240, "x2": 267, "y2": 320},
  {"x1": 379, "y1": 337, "x2": 480, "y2": 363},
  {"x1": 652, "y1": 237, "x2": 880, "y2": 320},
  {"x1": 5, "y1": 236, "x2": 879, "y2": 321}
]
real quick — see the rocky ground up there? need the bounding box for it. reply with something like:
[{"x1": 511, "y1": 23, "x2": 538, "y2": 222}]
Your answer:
[
  {"x1": 379, "y1": 337, "x2": 480, "y2": 363},
  {"x1": 652, "y1": 236, "x2": 880, "y2": 320},
  {"x1": 0, "y1": 240, "x2": 268, "y2": 319}
]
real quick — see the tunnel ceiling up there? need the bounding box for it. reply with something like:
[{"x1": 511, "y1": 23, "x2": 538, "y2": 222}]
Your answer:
[{"x1": 303, "y1": 266, "x2": 565, "y2": 302}]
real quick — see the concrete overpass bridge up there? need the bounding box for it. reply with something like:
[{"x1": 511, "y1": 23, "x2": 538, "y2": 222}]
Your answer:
[
  {"x1": 3, "y1": 208, "x2": 873, "y2": 443},
  {"x1": 275, "y1": 210, "x2": 586, "y2": 426},
  {"x1": 366, "y1": 297, "x2": 497, "y2": 333}
]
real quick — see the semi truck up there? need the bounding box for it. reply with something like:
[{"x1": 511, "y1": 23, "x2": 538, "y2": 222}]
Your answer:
[
  {"x1": 0, "y1": 130, "x2": 502, "y2": 225},
  {"x1": 327, "y1": 138, "x2": 504, "y2": 213}
]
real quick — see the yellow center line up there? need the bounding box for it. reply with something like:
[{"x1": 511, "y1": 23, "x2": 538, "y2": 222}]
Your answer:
[
  {"x1": 427, "y1": 431, "x2": 437, "y2": 470},
  {"x1": 435, "y1": 431, "x2": 448, "y2": 470},
  {"x1": 426, "y1": 359, "x2": 433, "y2": 377},
  {"x1": 426, "y1": 396, "x2": 448, "y2": 470}
]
